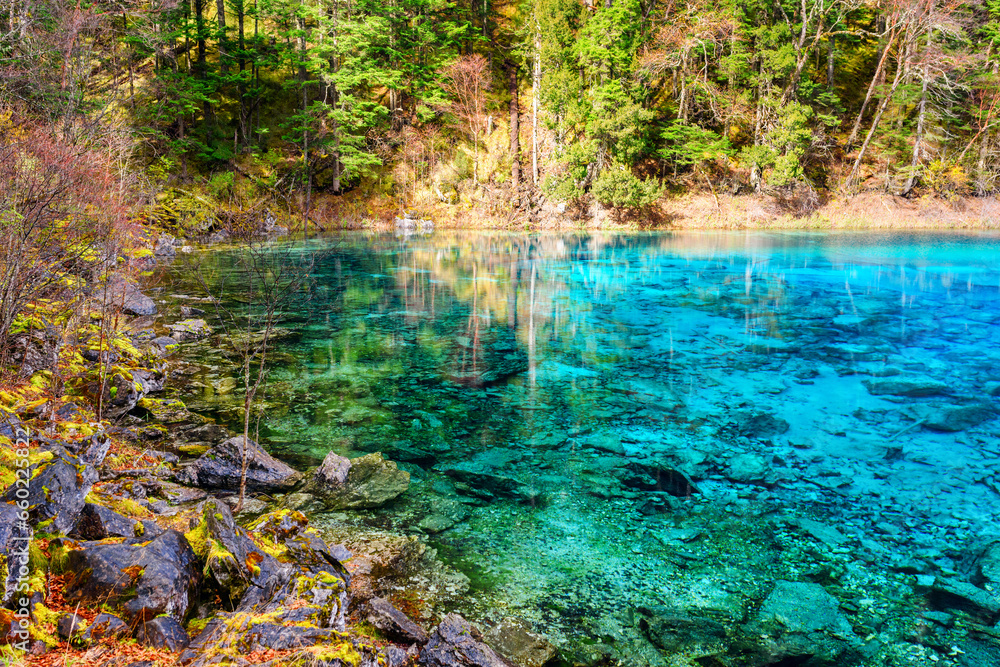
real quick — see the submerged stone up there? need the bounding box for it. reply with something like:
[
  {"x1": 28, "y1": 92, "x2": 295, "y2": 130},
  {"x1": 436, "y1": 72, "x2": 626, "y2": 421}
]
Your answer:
[
  {"x1": 306, "y1": 452, "x2": 410, "y2": 509},
  {"x1": 421, "y1": 614, "x2": 513, "y2": 667},
  {"x1": 484, "y1": 618, "x2": 559, "y2": 667},
  {"x1": 863, "y1": 377, "x2": 951, "y2": 397},
  {"x1": 923, "y1": 404, "x2": 996, "y2": 432}
]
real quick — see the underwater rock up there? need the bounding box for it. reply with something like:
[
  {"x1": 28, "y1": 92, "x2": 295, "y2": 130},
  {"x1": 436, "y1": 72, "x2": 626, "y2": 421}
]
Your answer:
[
  {"x1": 987, "y1": 382, "x2": 1000, "y2": 397},
  {"x1": 62, "y1": 529, "x2": 201, "y2": 622},
  {"x1": 927, "y1": 578, "x2": 1000, "y2": 622},
  {"x1": 306, "y1": 452, "x2": 410, "y2": 510},
  {"x1": 971, "y1": 540, "x2": 1000, "y2": 588},
  {"x1": 636, "y1": 606, "x2": 729, "y2": 657},
  {"x1": 365, "y1": 596, "x2": 429, "y2": 644},
  {"x1": 180, "y1": 305, "x2": 205, "y2": 318},
  {"x1": 79, "y1": 613, "x2": 129, "y2": 645},
  {"x1": 619, "y1": 461, "x2": 700, "y2": 497},
  {"x1": 751, "y1": 581, "x2": 860, "y2": 666},
  {"x1": 136, "y1": 616, "x2": 190, "y2": 651},
  {"x1": 180, "y1": 436, "x2": 301, "y2": 493},
  {"x1": 70, "y1": 503, "x2": 144, "y2": 540},
  {"x1": 923, "y1": 404, "x2": 996, "y2": 432},
  {"x1": 724, "y1": 410, "x2": 790, "y2": 440},
  {"x1": 484, "y1": 618, "x2": 559, "y2": 667},
  {"x1": 862, "y1": 377, "x2": 951, "y2": 398},
  {"x1": 420, "y1": 614, "x2": 514, "y2": 667},
  {"x1": 167, "y1": 318, "x2": 211, "y2": 341},
  {"x1": 1, "y1": 450, "x2": 98, "y2": 534},
  {"x1": 438, "y1": 464, "x2": 532, "y2": 501},
  {"x1": 726, "y1": 453, "x2": 772, "y2": 486}
]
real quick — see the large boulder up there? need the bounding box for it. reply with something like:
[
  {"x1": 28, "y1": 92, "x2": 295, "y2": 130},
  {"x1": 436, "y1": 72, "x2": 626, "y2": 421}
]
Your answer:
[
  {"x1": 420, "y1": 614, "x2": 514, "y2": 667},
  {"x1": 364, "y1": 596, "x2": 428, "y2": 644},
  {"x1": 61, "y1": 529, "x2": 200, "y2": 622},
  {"x1": 484, "y1": 618, "x2": 558, "y2": 667},
  {"x1": 185, "y1": 498, "x2": 284, "y2": 603},
  {"x1": 101, "y1": 277, "x2": 157, "y2": 317},
  {"x1": 862, "y1": 377, "x2": 950, "y2": 398},
  {"x1": 619, "y1": 461, "x2": 700, "y2": 497},
  {"x1": 179, "y1": 436, "x2": 301, "y2": 493},
  {"x1": 136, "y1": 616, "x2": 191, "y2": 651},
  {"x1": 179, "y1": 511, "x2": 358, "y2": 667},
  {"x1": 70, "y1": 503, "x2": 144, "y2": 540},
  {"x1": 305, "y1": 452, "x2": 409, "y2": 510},
  {"x1": 924, "y1": 404, "x2": 996, "y2": 432},
  {"x1": 749, "y1": 581, "x2": 860, "y2": 666},
  {"x1": 1, "y1": 450, "x2": 97, "y2": 534}
]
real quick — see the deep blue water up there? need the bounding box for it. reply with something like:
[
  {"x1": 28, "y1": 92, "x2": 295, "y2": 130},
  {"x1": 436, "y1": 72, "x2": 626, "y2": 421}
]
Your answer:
[{"x1": 171, "y1": 231, "x2": 1000, "y2": 666}]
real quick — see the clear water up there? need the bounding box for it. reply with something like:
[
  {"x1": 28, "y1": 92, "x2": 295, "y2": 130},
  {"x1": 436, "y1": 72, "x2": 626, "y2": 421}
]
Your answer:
[{"x1": 168, "y1": 231, "x2": 1000, "y2": 666}]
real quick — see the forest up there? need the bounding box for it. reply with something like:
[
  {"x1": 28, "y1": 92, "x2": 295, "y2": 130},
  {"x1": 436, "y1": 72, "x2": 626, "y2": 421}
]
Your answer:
[{"x1": 2, "y1": 0, "x2": 1000, "y2": 227}]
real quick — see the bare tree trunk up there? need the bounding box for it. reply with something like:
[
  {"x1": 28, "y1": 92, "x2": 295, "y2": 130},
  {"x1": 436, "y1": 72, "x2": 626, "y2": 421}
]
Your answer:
[
  {"x1": 532, "y1": 20, "x2": 540, "y2": 186},
  {"x1": 827, "y1": 35, "x2": 835, "y2": 88},
  {"x1": 508, "y1": 61, "x2": 520, "y2": 192},
  {"x1": 846, "y1": 30, "x2": 897, "y2": 148},
  {"x1": 846, "y1": 59, "x2": 907, "y2": 191},
  {"x1": 901, "y1": 70, "x2": 929, "y2": 196}
]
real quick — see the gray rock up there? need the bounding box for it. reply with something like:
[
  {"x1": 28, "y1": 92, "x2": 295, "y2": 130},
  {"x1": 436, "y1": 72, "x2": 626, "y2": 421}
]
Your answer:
[
  {"x1": 179, "y1": 305, "x2": 205, "y2": 318},
  {"x1": 192, "y1": 498, "x2": 283, "y2": 602},
  {"x1": 79, "y1": 613, "x2": 129, "y2": 644},
  {"x1": 307, "y1": 452, "x2": 409, "y2": 510},
  {"x1": 154, "y1": 234, "x2": 177, "y2": 258},
  {"x1": 972, "y1": 541, "x2": 1000, "y2": 588},
  {"x1": 620, "y1": 461, "x2": 700, "y2": 497},
  {"x1": 1, "y1": 450, "x2": 98, "y2": 534},
  {"x1": 62, "y1": 529, "x2": 200, "y2": 622},
  {"x1": 420, "y1": 614, "x2": 513, "y2": 667},
  {"x1": 102, "y1": 277, "x2": 157, "y2": 317},
  {"x1": 79, "y1": 433, "x2": 112, "y2": 467},
  {"x1": 636, "y1": 607, "x2": 728, "y2": 656},
  {"x1": 924, "y1": 404, "x2": 996, "y2": 432},
  {"x1": 751, "y1": 580, "x2": 860, "y2": 666},
  {"x1": 183, "y1": 436, "x2": 301, "y2": 493},
  {"x1": 484, "y1": 618, "x2": 558, "y2": 667},
  {"x1": 70, "y1": 503, "x2": 143, "y2": 540},
  {"x1": 167, "y1": 319, "x2": 211, "y2": 341},
  {"x1": 727, "y1": 453, "x2": 771, "y2": 485},
  {"x1": 57, "y1": 612, "x2": 85, "y2": 640},
  {"x1": 365, "y1": 596, "x2": 429, "y2": 644},
  {"x1": 863, "y1": 377, "x2": 951, "y2": 397},
  {"x1": 136, "y1": 616, "x2": 190, "y2": 651},
  {"x1": 929, "y1": 578, "x2": 1000, "y2": 622}
]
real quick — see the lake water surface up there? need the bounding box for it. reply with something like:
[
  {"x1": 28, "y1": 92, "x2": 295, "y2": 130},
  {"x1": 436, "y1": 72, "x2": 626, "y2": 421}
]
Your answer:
[{"x1": 170, "y1": 230, "x2": 1000, "y2": 666}]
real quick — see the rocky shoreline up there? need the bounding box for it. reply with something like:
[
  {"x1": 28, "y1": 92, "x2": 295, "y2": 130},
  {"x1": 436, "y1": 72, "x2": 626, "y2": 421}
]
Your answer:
[{"x1": 0, "y1": 236, "x2": 556, "y2": 667}]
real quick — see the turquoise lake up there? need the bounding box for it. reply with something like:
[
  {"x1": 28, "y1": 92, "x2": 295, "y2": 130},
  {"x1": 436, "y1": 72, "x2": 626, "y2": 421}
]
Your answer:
[{"x1": 168, "y1": 230, "x2": 1000, "y2": 667}]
